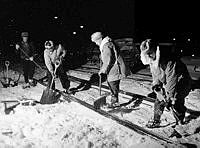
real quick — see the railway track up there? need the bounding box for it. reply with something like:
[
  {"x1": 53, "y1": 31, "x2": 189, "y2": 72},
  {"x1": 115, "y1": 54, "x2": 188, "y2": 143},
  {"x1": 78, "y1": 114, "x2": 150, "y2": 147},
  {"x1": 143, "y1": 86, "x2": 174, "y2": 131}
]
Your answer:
[
  {"x1": 34, "y1": 76, "x2": 186, "y2": 147},
  {"x1": 75, "y1": 66, "x2": 153, "y2": 82},
  {"x1": 2, "y1": 63, "x2": 186, "y2": 146}
]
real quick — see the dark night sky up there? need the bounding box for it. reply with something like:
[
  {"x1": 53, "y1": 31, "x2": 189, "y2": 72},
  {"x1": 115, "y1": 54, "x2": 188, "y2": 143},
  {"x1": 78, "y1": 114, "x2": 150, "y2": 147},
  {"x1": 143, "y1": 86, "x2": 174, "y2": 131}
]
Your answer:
[{"x1": 0, "y1": 0, "x2": 200, "y2": 42}]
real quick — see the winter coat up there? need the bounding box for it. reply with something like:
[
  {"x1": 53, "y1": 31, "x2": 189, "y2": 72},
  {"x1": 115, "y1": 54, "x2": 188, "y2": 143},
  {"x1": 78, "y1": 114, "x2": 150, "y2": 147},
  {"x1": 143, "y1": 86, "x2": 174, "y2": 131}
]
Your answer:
[
  {"x1": 18, "y1": 41, "x2": 35, "y2": 60},
  {"x1": 150, "y1": 56, "x2": 191, "y2": 101},
  {"x1": 99, "y1": 37, "x2": 128, "y2": 82},
  {"x1": 44, "y1": 44, "x2": 66, "y2": 73}
]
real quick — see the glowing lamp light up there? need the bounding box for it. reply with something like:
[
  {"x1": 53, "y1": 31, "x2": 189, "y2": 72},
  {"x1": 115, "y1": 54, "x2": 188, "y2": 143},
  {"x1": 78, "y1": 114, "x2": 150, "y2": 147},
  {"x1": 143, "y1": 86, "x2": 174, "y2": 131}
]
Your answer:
[
  {"x1": 73, "y1": 31, "x2": 77, "y2": 35},
  {"x1": 187, "y1": 38, "x2": 191, "y2": 41},
  {"x1": 181, "y1": 50, "x2": 183, "y2": 53},
  {"x1": 173, "y1": 38, "x2": 176, "y2": 41},
  {"x1": 80, "y1": 25, "x2": 84, "y2": 28},
  {"x1": 192, "y1": 54, "x2": 195, "y2": 57},
  {"x1": 54, "y1": 16, "x2": 58, "y2": 19}
]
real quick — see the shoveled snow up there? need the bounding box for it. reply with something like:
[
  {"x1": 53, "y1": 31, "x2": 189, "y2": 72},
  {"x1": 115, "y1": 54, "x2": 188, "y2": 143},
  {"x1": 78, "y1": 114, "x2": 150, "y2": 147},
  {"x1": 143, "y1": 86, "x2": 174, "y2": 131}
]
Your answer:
[{"x1": 0, "y1": 64, "x2": 200, "y2": 147}]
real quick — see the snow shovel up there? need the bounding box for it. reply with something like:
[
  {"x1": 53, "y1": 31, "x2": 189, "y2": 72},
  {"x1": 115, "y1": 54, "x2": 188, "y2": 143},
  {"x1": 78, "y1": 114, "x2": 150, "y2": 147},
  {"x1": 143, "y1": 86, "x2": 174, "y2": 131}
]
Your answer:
[
  {"x1": 40, "y1": 62, "x2": 61, "y2": 104},
  {"x1": 0, "y1": 61, "x2": 10, "y2": 88},
  {"x1": 93, "y1": 73, "x2": 107, "y2": 109},
  {"x1": 0, "y1": 61, "x2": 21, "y2": 88}
]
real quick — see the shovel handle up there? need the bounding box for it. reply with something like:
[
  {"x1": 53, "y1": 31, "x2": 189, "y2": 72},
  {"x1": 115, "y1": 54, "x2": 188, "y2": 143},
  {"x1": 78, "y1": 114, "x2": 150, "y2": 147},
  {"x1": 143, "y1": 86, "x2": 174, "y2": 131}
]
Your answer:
[
  {"x1": 5, "y1": 61, "x2": 10, "y2": 67},
  {"x1": 49, "y1": 62, "x2": 60, "y2": 89},
  {"x1": 99, "y1": 74, "x2": 102, "y2": 96},
  {"x1": 5, "y1": 61, "x2": 10, "y2": 83}
]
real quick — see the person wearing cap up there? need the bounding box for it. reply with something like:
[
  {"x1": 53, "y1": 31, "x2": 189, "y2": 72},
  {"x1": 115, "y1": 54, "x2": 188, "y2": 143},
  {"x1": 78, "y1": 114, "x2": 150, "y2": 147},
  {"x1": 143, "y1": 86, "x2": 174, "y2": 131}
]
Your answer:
[
  {"x1": 15, "y1": 32, "x2": 36, "y2": 88},
  {"x1": 44, "y1": 40, "x2": 70, "y2": 93},
  {"x1": 91, "y1": 32, "x2": 128, "y2": 107},
  {"x1": 140, "y1": 39, "x2": 191, "y2": 128}
]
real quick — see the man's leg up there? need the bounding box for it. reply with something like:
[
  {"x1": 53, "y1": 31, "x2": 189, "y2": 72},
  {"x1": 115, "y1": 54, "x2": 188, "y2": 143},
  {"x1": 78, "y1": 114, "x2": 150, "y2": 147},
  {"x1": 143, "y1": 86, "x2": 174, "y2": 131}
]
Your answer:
[
  {"x1": 107, "y1": 80, "x2": 120, "y2": 103},
  {"x1": 146, "y1": 99, "x2": 165, "y2": 128},
  {"x1": 28, "y1": 61, "x2": 36, "y2": 86},
  {"x1": 173, "y1": 96, "x2": 187, "y2": 125},
  {"x1": 57, "y1": 65, "x2": 70, "y2": 92},
  {"x1": 22, "y1": 60, "x2": 29, "y2": 83}
]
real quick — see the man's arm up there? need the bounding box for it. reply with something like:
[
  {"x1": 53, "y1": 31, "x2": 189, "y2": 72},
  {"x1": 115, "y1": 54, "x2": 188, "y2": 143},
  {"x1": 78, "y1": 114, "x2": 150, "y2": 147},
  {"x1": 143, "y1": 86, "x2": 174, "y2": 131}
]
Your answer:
[
  {"x1": 44, "y1": 50, "x2": 54, "y2": 74},
  {"x1": 164, "y1": 61, "x2": 178, "y2": 102},
  {"x1": 57, "y1": 44, "x2": 66, "y2": 58},
  {"x1": 99, "y1": 43, "x2": 114, "y2": 74}
]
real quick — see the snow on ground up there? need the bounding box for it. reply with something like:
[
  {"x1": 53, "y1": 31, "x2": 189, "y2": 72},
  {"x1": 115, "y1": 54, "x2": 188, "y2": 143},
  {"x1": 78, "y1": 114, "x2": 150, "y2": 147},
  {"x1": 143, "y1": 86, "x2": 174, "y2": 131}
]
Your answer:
[
  {"x1": 0, "y1": 82, "x2": 168, "y2": 148},
  {"x1": 0, "y1": 62, "x2": 200, "y2": 147}
]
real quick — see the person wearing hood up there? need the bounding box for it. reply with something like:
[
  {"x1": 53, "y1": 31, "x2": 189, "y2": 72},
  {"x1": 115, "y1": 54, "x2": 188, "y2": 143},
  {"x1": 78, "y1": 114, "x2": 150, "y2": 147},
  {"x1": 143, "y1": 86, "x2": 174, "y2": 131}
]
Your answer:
[
  {"x1": 140, "y1": 39, "x2": 191, "y2": 128},
  {"x1": 91, "y1": 32, "x2": 128, "y2": 107},
  {"x1": 44, "y1": 40, "x2": 70, "y2": 93}
]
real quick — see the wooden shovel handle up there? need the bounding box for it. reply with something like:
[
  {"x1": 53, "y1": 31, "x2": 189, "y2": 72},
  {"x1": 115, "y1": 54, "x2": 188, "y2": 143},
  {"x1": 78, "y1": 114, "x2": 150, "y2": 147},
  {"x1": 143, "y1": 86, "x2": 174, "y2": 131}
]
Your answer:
[{"x1": 99, "y1": 74, "x2": 101, "y2": 96}]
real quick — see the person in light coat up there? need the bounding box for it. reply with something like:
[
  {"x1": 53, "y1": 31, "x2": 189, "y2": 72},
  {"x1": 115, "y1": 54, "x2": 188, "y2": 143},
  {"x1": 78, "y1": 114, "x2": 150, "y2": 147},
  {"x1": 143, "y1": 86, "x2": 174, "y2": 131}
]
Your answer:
[
  {"x1": 44, "y1": 40, "x2": 70, "y2": 93},
  {"x1": 91, "y1": 32, "x2": 128, "y2": 107},
  {"x1": 140, "y1": 39, "x2": 191, "y2": 128}
]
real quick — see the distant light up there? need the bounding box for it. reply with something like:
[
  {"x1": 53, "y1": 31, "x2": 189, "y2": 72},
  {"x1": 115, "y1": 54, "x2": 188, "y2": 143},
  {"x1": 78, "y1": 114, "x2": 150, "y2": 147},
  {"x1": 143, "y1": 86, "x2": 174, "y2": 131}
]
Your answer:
[
  {"x1": 80, "y1": 25, "x2": 84, "y2": 28},
  {"x1": 192, "y1": 54, "x2": 195, "y2": 57},
  {"x1": 187, "y1": 38, "x2": 191, "y2": 42},
  {"x1": 73, "y1": 31, "x2": 76, "y2": 35},
  {"x1": 181, "y1": 50, "x2": 183, "y2": 53},
  {"x1": 173, "y1": 38, "x2": 176, "y2": 41},
  {"x1": 54, "y1": 16, "x2": 58, "y2": 19}
]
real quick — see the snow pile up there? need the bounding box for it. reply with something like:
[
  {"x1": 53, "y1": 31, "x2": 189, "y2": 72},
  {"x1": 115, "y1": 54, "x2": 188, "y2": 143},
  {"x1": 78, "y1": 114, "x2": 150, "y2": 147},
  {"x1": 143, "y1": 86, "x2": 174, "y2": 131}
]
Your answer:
[{"x1": 0, "y1": 102, "x2": 167, "y2": 148}]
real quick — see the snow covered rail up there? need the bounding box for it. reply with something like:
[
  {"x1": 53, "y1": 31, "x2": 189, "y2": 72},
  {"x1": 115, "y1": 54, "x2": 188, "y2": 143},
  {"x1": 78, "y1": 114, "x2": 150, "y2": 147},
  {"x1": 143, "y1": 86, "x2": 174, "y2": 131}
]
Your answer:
[
  {"x1": 73, "y1": 68, "x2": 153, "y2": 82},
  {"x1": 67, "y1": 75, "x2": 155, "y2": 104},
  {"x1": 34, "y1": 78, "x2": 186, "y2": 147}
]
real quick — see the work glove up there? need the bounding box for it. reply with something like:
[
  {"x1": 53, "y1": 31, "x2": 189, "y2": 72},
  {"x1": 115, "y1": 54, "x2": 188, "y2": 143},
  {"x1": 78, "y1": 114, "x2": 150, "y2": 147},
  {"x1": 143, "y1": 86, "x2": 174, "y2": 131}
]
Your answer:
[
  {"x1": 29, "y1": 56, "x2": 33, "y2": 61},
  {"x1": 152, "y1": 84, "x2": 166, "y2": 102},
  {"x1": 170, "y1": 97, "x2": 176, "y2": 105},
  {"x1": 16, "y1": 44, "x2": 20, "y2": 50},
  {"x1": 165, "y1": 99, "x2": 172, "y2": 111}
]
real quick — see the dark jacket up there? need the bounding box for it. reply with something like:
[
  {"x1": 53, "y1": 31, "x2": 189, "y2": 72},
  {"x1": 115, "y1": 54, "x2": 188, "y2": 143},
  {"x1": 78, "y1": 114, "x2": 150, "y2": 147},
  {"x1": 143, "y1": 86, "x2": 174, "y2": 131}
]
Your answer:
[
  {"x1": 18, "y1": 41, "x2": 35, "y2": 60},
  {"x1": 151, "y1": 56, "x2": 191, "y2": 100}
]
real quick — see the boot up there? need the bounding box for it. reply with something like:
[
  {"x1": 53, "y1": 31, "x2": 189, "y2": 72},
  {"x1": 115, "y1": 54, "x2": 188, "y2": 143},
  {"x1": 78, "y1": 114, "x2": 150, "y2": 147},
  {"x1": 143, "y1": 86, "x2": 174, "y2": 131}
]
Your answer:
[
  {"x1": 22, "y1": 83, "x2": 30, "y2": 89},
  {"x1": 108, "y1": 96, "x2": 120, "y2": 108},
  {"x1": 146, "y1": 119, "x2": 161, "y2": 128}
]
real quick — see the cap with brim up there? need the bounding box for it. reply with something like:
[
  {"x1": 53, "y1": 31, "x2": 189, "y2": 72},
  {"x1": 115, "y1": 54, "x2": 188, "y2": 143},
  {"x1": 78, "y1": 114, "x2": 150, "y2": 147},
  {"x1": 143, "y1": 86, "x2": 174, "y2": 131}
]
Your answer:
[{"x1": 21, "y1": 32, "x2": 29, "y2": 37}]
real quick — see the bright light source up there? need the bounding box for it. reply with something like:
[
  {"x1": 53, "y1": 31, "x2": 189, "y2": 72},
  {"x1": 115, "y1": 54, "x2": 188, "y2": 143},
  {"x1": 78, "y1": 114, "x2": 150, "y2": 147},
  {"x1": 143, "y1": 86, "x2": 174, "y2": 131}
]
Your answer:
[
  {"x1": 173, "y1": 38, "x2": 176, "y2": 41},
  {"x1": 187, "y1": 38, "x2": 191, "y2": 41},
  {"x1": 73, "y1": 32, "x2": 76, "y2": 35},
  {"x1": 181, "y1": 50, "x2": 183, "y2": 52},
  {"x1": 192, "y1": 54, "x2": 195, "y2": 57},
  {"x1": 80, "y1": 25, "x2": 84, "y2": 28},
  {"x1": 54, "y1": 16, "x2": 58, "y2": 19}
]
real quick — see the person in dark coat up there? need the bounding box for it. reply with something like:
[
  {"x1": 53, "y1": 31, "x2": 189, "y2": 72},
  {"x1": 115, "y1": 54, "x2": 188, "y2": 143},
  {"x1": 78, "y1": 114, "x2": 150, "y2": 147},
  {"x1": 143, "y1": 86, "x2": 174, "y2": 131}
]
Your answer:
[
  {"x1": 140, "y1": 39, "x2": 191, "y2": 128},
  {"x1": 16, "y1": 32, "x2": 36, "y2": 88}
]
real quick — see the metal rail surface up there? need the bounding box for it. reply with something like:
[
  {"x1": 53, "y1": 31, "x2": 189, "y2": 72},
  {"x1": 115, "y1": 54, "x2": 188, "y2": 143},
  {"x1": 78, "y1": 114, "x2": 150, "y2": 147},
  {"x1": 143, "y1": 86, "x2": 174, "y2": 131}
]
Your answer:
[{"x1": 34, "y1": 77, "x2": 186, "y2": 147}]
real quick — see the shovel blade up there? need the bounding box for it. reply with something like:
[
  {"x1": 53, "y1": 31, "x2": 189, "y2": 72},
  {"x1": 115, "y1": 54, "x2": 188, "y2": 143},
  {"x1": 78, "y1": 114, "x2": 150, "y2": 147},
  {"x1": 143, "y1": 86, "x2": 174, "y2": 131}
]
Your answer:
[
  {"x1": 40, "y1": 88, "x2": 61, "y2": 104},
  {"x1": 93, "y1": 95, "x2": 107, "y2": 109}
]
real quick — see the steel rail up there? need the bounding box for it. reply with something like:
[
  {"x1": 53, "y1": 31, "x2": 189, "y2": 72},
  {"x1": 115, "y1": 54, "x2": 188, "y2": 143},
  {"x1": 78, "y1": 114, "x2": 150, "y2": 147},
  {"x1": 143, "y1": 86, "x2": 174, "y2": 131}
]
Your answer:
[{"x1": 34, "y1": 77, "x2": 185, "y2": 147}]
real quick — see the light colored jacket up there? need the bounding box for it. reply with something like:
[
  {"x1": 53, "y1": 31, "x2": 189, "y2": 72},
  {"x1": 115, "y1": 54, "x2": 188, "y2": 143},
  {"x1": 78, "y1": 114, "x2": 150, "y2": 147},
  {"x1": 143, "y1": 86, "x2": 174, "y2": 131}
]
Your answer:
[
  {"x1": 44, "y1": 44, "x2": 66, "y2": 73},
  {"x1": 99, "y1": 37, "x2": 127, "y2": 82}
]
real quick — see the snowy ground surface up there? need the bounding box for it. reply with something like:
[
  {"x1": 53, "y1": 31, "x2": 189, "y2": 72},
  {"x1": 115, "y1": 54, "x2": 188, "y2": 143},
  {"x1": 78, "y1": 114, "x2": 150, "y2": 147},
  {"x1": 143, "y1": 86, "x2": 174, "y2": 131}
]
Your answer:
[{"x1": 0, "y1": 61, "x2": 200, "y2": 148}]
